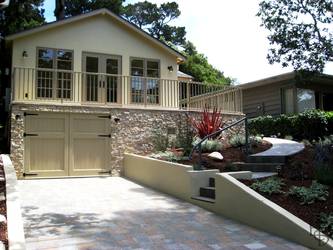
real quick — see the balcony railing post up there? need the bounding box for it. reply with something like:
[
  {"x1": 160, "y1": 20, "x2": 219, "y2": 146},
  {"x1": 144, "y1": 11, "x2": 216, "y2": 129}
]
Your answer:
[
  {"x1": 245, "y1": 117, "x2": 249, "y2": 156},
  {"x1": 186, "y1": 81, "x2": 190, "y2": 110}
]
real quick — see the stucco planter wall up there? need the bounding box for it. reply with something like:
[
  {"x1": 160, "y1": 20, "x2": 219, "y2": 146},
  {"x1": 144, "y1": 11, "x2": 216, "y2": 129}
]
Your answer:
[{"x1": 10, "y1": 103, "x2": 244, "y2": 177}]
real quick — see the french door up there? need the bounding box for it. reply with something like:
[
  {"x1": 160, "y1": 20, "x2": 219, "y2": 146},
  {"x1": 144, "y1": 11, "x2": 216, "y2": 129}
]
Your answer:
[{"x1": 82, "y1": 53, "x2": 121, "y2": 104}]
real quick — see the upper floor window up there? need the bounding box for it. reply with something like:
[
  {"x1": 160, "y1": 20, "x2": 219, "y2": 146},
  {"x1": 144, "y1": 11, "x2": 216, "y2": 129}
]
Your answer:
[
  {"x1": 37, "y1": 48, "x2": 73, "y2": 99},
  {"x1": 130, "y1": 58, "x2": 160, "y2": 105}
]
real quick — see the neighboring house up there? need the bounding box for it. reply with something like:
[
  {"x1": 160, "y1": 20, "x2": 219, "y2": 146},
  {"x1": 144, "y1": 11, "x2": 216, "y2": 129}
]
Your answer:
[
  {"x1": 238, "y1": 72, "x2": 333, "y2": 118},
  {"x1": 5, "y1": 8, "x2": 242, "y2": 178},
  {"x1": 177, "y1": 71, "x2": 194, "y2": 82}
]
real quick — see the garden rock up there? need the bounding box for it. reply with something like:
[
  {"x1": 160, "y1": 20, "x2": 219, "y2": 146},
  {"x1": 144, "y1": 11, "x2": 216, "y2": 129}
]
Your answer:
[{"x1": 208, "y1": 152, "x2": 223, "y2": 161}]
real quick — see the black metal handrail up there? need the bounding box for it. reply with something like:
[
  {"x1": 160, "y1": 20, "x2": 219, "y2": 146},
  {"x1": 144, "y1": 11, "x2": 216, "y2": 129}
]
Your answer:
[{"x1": 189, "y1": 116, "x2": 249, "y2": 168}]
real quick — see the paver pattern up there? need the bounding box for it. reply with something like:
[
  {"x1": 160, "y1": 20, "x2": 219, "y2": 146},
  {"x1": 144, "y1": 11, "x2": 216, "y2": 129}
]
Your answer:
[{"x1": 19, "y1": 177, "x2": 308, "y2": 250}]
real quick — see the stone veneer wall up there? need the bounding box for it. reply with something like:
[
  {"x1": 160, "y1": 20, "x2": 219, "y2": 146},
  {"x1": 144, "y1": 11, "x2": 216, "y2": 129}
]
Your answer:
[{"x1": 10, "y1": 104, "x2": 244, "y2": 177}]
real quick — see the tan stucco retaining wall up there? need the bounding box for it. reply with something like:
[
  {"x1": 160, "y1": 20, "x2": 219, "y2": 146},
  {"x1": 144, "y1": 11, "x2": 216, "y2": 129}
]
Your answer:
[
  {"x1": 123, "y1": 153, "x2": 333, "y2": 250},
  {"x1": 124, "y1": 154, "x2": 193, "y2": 201}
]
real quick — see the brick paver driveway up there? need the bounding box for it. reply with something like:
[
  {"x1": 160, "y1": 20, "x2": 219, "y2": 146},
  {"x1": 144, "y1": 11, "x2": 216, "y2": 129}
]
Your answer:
[{"x1": 19, "y1": 177, "x2": 308, "y2": 250}]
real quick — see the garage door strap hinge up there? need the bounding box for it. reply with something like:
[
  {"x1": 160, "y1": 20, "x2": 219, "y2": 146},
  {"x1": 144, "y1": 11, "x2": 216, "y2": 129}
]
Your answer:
[
  {"x1": 98, "y1": 170, "x2": 112, "y2": 174},
  {"x1": 98, "y1": 115, "x2": 111, "y2": 119},
  {"x1": 23, "y1": 173, "x2": 38, "y2": 177},
  {"x1": 24, "y1": 112, "x2": 38, "y2": 116},
  {"x1": 98, "y1": 134, "x2": 111, "y2": 138},
  {"x1": 23, "y1": 133, "x2": 39, "y2": 137}
]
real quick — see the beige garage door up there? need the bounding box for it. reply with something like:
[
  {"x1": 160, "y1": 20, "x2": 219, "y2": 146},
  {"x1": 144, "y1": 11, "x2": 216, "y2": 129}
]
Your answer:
[{"x1": 24, "y1": 112, "x2": 111, "y2": 178}]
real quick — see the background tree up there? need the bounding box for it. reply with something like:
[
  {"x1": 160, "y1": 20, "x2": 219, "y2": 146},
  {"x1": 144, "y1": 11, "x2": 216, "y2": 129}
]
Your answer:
[
  {"x1": 180, "y1": 41, "x2": 233, "y2": 84},
  {"x1": 0, "y1": 0, "x2": 45, "y2": 148},
  {"x1": 0, "y1": 0, "x2": 45, "y2": 75},
  {"x1": 54, "y1": 0, "x2": 65, "y2": 20},
  {"x1": 64, "y1": 0, "x2": 124, "y2": 17},
  {"x1": 123, "y1": 1, "x2": 186, "y2": 46},
  {"x1": 122, "y1": 1, "x2": 158, "y2": 29},
  {"x1": 257, "y1": 0, "x2": 333, "y2": 72}
]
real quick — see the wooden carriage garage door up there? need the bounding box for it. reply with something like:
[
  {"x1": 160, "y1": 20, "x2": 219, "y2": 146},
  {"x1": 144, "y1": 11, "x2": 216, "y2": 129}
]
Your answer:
[{"x1": 24, "y1": 112, "x2": 111, "y2": 178}]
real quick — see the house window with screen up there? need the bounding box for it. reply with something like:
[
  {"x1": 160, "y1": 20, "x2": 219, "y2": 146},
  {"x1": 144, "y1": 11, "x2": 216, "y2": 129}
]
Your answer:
[
  {"x1": 283, "y1": 87, "x2": 316, "y2": 114},
  {"x1": 297, "y1": 88, "x2": 316, "y2": 112},
  {"x1": 37, "y1": 48, "x2": 73, "y2": 99},
  {"x1": 130, "y1": 58, "x2": 159, "y2": 105}
]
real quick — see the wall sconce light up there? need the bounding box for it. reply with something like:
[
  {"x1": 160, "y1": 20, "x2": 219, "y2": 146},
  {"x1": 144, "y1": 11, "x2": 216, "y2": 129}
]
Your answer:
[
  {"x1": 22, "y1": 51, "x2": 28, "y2": 58},
  {"x1": 167, "y1": 65, "x2": 173, "y2": 72}
]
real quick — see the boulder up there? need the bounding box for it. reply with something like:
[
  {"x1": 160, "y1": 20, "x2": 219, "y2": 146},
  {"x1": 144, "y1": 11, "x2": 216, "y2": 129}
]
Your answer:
[{"x1": 208, "y1": 152, "x2": 223, "y2": 161}]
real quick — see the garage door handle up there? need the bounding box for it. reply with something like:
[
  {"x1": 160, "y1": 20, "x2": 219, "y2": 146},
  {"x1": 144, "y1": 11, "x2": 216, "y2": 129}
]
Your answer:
[
  {"x1": 98, "y1": 134, "x2": 111, "y2": 138},
  {"x1": 23, "y1": 133, "x2": 39, "y2": 137}
]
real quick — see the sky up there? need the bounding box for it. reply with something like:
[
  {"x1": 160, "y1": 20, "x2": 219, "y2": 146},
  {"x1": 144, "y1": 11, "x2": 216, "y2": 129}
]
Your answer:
[{"x1": 42, "y1": 0, "x2": 333, "y2": 84}]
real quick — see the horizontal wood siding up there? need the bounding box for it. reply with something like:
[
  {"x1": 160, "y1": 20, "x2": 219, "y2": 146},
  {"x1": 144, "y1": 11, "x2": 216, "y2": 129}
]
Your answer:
[{"x1": 242, "y1": 81, "x2": 292, "y2": 118}]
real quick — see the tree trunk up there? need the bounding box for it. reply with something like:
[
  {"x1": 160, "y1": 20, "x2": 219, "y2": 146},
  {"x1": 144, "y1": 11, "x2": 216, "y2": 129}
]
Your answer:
[{"x1": 54, "y1": 0, "x2": 65, "y2": 20}]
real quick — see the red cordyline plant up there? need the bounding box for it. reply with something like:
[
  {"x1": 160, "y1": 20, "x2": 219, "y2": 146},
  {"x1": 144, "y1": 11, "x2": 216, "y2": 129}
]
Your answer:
[{"x1": 188, "y1": 107, "x2": 224, "y2": 139}]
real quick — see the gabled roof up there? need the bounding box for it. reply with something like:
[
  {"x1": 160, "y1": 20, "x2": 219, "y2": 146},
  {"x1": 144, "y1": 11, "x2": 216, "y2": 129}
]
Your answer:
[{"x1": 5, "y1": 8, "x2": 186, "y2": 63}]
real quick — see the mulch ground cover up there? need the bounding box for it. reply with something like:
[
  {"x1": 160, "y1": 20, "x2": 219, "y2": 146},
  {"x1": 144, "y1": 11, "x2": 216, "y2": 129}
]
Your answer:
[
  {"x1": 0, "y1": 157, "x2": 8, "y2": 249},
  {"x1": 179, "y1": 140, "x2": 272, "y2": 171}
]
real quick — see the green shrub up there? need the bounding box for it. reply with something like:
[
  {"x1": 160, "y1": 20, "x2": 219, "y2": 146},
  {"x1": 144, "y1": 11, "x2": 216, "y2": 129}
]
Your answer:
[
  {"x1": 193, "y1": 138, "x2": 222, "y2": 152},
  {"x1": 288, "y1": 181, "x2": 329, "y2": 205},
  {"x1": 251, "y1": 177, "x2": 285, "y2": 195},
  {"x1": 319, "y1": 213, "x2": 333, "y2": 238},
  {"x1": 229, "y1": 134, "x2": 246, "y2": 148},
  {"x1": 284, "y1": 135, "x2": 293, "y2": 140},
  {"x1": 248, "y1": 110, "x2": 332, "y2": 140},
  {"x1": 325, "y1": 111, "x2": 333, "y2": 135},
  {"x1": 294, "y1": 110, "x2": 328, "y2": 140},
  {"x1": 314, "y1": 137, "x2": 333, "y2": 185},
  {"x1": 150, "y1": 151, "x2": 186, "y2": 162},
  {"x1": 315, "y1": 166, "x2": 333, "y2": 186},
  {"x1": 174, "y1": 115, "x2": 195, "y2": 156},
  {"x1": 151, "y1": 127, "x2": 169, "y2": 151}
]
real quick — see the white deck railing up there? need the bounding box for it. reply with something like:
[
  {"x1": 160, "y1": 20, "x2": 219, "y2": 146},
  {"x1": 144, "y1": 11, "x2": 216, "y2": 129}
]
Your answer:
[{"x1": 12, "y1": 67, "x2": 243, "y2": 113}]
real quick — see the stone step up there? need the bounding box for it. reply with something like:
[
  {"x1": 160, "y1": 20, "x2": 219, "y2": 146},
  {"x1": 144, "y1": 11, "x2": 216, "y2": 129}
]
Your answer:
[
  {"x1": 209, "y1": 177, "x2": 215, "y2": 187},
  {"x1": 199, "y1": 187, "x2": 216, "y2": 199},
  {"x1": 232, "y1": 162, "x2": 282, "y2": 172},
  {"x1": 252, "y1": 172, "x2": 278, "y2": 179},
  {"x1": 191, "y1": 196, "x2": 215, "y2": 203},
  {"x1": 246, "y1": 155, "x2": 286, "y2": 164}
]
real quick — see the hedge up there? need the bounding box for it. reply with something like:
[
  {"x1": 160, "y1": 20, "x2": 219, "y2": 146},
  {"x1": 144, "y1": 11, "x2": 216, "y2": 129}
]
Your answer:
[{"x1": 248, "y1": 110, "x2": 333, "y2": 140}]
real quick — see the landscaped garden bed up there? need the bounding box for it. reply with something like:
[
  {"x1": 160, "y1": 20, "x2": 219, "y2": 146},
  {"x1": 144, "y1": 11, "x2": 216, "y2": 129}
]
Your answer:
[
  {"x1": 241, "y1": 177, "x2": 333, "y2": 238},
  {"x1": 178, "y1": 140, "x2": 271, "y2": 171},
  {"x1": 148, "y1": 108, "x2": 333, "y2": 239}
]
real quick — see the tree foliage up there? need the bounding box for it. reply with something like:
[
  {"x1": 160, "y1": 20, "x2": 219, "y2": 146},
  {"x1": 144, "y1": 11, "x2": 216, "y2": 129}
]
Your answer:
[
  {"x1": 257, "y1": 0, "x2": 333, "y2": 72},
  {"x1": 123, "y1": 1, "x2": 186, "y2": 46},
  {"x1": 0, "y1": 0, "x2": 45, "y2": 37},
  {"x1": 64, "y1": 0, "x2": 124, "y2": 17},
  {"x1": 180, "y1": 41, "x2": 232, "y2": 84},
  {"x1": 0, "y1": 0, "x2": 45, "y2": 81}
]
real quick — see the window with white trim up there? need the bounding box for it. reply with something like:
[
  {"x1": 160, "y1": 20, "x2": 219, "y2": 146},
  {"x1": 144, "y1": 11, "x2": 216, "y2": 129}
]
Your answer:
[
  {"x1": 130, "y1": 58, "x2": 160, "y2": 105},
  {"x1": 37, "y1": 48, "x2": 73, "y2": 99}
]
